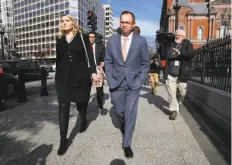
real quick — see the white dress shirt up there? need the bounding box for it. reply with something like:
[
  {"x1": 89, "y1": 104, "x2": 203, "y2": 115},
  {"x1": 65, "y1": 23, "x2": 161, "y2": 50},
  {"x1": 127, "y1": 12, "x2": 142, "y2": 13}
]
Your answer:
[
  {"x1": 92, "y1": 43, "x2": 96, "y2": 56},
  {"x1": 121, "y1": 32, "x2": 133, "y2": 55}
]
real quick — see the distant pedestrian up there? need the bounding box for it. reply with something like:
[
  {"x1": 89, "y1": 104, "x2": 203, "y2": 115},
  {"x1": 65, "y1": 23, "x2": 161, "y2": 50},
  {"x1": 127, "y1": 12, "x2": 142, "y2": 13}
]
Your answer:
[
  {"x1": 105, "y1": 11, "x2": 150, "y2": 158},
  {"x1": 133, "y1": 26, "x2": 149, "y2": 85},
  {"x1": 149, "y1": 55, "x2": 161, "y2": 94},
  {"x1": 158, "y1": 45, "x2": 168, "y2": 83},
  {"x1": 89, "y1": 32, "x2": 106, "y2": 110},
  {"x1": 165, "y1": 29, "x2": 195, "y2": 120},
  {"x1": 55, "y1": 15, "x2": 98, "y2": 156},
  {"x1": 117, "y1": 27, "x2": 122, "y2": 35},
  {"x1": 133, "y1": 26, "x2": 140, "y2": 35}
]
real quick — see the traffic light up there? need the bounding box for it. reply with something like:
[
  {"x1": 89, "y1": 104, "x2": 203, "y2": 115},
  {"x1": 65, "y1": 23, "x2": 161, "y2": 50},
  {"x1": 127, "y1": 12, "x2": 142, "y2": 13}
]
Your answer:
[
  {"x1": 4, "y1": 37, "x2": 8, "y2": 45},
  {"x1": 94, "y1": 16, "x2": 97, "y2": 31},
  {"x1": 87, "y1": 10, "x2": 97, "y2": 32},
  {"x1": 87, "y1": 10, "x2": 93, "y2": 30}
]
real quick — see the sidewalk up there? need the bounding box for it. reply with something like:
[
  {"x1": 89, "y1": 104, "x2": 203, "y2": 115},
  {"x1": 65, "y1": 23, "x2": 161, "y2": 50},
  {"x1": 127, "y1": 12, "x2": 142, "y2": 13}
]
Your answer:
[{"x1": 0, "y1": 84, "x2": 211, "y2": 165}]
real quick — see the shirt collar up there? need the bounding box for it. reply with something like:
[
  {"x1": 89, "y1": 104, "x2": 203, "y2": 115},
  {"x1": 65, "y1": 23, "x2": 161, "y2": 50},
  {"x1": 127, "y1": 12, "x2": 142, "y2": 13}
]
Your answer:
[{"x1": 121, "y1": 32, "x2": 133, "y2": 40}]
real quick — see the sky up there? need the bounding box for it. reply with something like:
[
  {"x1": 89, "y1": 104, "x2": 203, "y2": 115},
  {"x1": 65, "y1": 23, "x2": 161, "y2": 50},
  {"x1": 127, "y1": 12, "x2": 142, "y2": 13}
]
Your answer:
[{"x1": 99, "y1": 0, "x2": 163, "y2": 37}]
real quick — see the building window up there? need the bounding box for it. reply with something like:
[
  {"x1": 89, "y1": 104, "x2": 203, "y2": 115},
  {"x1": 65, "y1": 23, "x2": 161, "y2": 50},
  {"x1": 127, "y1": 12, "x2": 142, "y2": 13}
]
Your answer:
[
  {"x1": 220, "y1": 25, "x2": 226, "y2": 38},
  {"x1": 197, "y1": 27, "x2": 203, "y2": 40},
  {"x1": 216, "y1": 29, "x2": 220, "y2": 39}
]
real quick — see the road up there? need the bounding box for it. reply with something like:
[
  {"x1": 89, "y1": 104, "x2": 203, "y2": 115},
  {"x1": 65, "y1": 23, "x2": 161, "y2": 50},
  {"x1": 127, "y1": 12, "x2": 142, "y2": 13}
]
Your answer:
[
  {"x1": 4, "y1": 72, "x2": 56, "y2": 110},
  {"x1": 25, "y1": 72, "x2": 56, "y2": 96}
]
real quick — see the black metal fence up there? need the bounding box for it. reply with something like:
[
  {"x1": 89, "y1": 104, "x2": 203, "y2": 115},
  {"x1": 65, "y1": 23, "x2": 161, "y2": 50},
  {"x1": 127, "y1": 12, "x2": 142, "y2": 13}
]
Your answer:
[{"x1": 190, "y1": 34, "x2": 231, "y2": 93}]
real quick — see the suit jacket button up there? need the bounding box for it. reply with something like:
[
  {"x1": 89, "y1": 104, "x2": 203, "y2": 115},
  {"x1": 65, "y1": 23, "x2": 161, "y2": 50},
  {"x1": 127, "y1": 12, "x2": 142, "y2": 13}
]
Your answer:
[
  {"x1": 69, "y1": 56, "x2": 71, "y2": 58},
  {"x1": 70, "y1": 60, "x2": 72, "y2": 62}
]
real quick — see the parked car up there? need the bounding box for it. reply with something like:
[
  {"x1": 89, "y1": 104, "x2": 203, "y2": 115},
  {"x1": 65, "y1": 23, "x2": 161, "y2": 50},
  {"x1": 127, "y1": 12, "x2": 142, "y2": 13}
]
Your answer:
[
  {"x1": 0, "y1": 60, "x2": 49, "y2": 81},
  {"x1": 1, "y1": 73, "x2": 19, "y2": 98},
  {"x1": 40, "y1": 63, "x2": 54, "y2": 72}
]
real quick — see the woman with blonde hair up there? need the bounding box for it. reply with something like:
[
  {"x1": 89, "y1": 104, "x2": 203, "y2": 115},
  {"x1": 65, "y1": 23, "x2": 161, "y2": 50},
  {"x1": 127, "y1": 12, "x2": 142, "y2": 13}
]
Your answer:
[{"x1": 55, "y1": 15, "x2": 98, "y2": 156}]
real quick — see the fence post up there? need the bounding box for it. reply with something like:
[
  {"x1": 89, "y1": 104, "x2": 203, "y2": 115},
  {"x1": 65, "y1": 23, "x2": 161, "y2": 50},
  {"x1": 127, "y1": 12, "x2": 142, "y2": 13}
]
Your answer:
[
  {"x1": 0, "y1": 74, "x2": 6, "y2": 111},
  {"x1": 40, "y1": 67, "x2": 48, "y2": 96},
  {"x1": 201, "y1": 46, "x2": 206, "y2": 84},
  {"x1": 17, "y1": 69, "x2": 28, "y2": 102}
]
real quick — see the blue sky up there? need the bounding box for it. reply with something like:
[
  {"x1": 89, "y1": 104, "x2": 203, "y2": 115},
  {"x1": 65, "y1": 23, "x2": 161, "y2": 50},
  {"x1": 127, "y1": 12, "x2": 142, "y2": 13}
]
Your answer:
[{"x1": 99, "y1": 0, "x2": 163, "y2": 37}]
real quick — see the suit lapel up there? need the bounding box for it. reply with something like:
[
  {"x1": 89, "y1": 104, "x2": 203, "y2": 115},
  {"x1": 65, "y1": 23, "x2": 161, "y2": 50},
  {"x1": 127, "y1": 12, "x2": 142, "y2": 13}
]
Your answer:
[
  {"x1": 125, "y1": 33, "x2": 136, "y2": 63},
  {"x1": 116, "y1": 34, "x2": 124, "y2": 62}
]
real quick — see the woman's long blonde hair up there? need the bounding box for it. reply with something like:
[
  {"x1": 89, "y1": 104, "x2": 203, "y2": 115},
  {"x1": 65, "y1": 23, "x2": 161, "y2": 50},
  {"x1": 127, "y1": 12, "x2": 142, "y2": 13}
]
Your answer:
[{"x1": 58, "y1": 15, "x2": 79, "y2": 38}]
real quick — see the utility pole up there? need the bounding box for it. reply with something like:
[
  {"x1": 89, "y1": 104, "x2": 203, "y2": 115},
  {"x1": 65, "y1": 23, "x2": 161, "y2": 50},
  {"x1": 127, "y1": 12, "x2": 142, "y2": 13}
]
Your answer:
[
  {"x1": 0, "y1": 28, "x2": 5, "y2": 60},
  {"x1": 206, "y1": 0, "x2": 210, "y2": 44},
  {"x1": 173, "y1": 0, "x2": 181, "y2": 30}
]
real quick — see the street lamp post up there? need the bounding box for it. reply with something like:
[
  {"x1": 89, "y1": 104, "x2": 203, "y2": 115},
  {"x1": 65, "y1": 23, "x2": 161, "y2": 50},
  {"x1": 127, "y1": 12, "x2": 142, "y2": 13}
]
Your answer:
[
  {"x1": 173, "y1": 0, "x2": 181, "y2": 30},
  {"x1": 221, "y1": 9, "x2": 231, "y2": 38},
  {"x1": 206, "y1": 0, "x2": 210, "y2": 44},
  {"x1": 0, "y1": 25, "x2": 5, "y2": 60}
]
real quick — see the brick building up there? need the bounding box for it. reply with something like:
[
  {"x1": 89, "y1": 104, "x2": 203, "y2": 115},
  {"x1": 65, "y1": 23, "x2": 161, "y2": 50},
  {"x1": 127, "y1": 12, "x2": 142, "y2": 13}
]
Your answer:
[{"x1": 160, "y1": 0, "x2": 231, "y2": 48}]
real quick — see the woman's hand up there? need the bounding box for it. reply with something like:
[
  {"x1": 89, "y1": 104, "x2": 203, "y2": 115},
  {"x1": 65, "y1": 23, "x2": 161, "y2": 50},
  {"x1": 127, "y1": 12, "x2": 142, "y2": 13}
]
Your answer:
[
  {"x1": 91, "y1": 73, "x2": 99, "y2": 82},
  {"x1": 100, "y1": 62, "x2": 104, "y2": 68}
]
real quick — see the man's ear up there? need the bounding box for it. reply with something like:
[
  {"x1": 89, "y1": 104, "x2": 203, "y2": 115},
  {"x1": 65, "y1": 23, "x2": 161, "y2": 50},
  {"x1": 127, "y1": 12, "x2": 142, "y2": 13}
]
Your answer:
[{"x1": 133, "y1": 22, "x2": 136, "y2": 27}]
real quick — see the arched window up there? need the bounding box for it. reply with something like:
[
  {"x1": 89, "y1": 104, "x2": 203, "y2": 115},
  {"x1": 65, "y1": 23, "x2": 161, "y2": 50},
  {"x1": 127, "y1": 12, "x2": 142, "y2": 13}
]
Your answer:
[
  {"x1": 220, "y1": 25, "x2": 225, "y2": 38},
  {"x1": 216, "y1": 29, "x2": 220, "y2": 39},
  {"x1": 197, "y1": 27, "x2": 203, "y2": 40}
]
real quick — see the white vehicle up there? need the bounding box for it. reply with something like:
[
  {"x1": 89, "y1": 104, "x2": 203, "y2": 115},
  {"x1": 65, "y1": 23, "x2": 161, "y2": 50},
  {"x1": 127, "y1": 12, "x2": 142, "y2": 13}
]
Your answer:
[{"x1": 52, "y1": 62, "x2": 56, "y2": 71}]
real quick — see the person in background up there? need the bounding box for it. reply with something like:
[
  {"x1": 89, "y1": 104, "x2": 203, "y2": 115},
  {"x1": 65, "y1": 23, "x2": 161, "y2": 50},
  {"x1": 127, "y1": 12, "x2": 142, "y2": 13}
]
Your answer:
[
  {"x1": 166, "y1": 29, "x2": 195, "y2": 120},
  {"x1": 89, "y1": 32, "x2": 106, "y2": 110},
  {"x1": 133, "y1": 26, "x2": 150, "y2": 86},
  {"x1": 133, "y1": 26, "x2": 140, "y2": 35},
  {"x1": 149, "y1": 54, "x2": 161, "y2": 94}
]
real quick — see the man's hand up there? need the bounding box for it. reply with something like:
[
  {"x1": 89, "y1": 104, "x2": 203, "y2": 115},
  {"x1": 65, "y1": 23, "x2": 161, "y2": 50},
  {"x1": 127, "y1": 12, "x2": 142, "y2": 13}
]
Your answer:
[
  {"x1": 172, "y1": 48, "x2": 180, "y2": 55},
  {"x1": 100, "y1": 62, "x2": 104, "y2": 68}
]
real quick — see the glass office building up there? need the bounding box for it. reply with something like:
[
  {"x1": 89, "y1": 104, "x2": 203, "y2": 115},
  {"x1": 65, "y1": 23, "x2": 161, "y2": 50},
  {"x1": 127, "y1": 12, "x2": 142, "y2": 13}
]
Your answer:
[
  {"x1": 103, "y1": 4, "x2": 113, "y2": 44},
  {"x1": 13, "y1": 0, "x2": 105, "y2": 58},
  {"x1": 0, "y1": 0, "x2": 15, "y2": 58}
]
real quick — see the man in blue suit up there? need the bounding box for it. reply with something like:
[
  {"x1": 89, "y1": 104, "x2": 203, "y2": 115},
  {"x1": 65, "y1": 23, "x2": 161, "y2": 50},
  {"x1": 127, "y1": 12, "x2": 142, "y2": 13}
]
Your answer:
[{"x1": 104, "y1": 11, "x2": 150, "y2": 158}]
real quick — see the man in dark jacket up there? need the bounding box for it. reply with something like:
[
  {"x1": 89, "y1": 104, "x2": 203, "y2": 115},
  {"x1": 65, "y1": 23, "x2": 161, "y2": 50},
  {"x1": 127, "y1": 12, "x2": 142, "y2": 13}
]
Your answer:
[
  {"x1": 89, "y1": 32, "x2": 106, "y2": 109},
  {"x1": 166, "y1": 29, "x2": 195, "y2": 120}
]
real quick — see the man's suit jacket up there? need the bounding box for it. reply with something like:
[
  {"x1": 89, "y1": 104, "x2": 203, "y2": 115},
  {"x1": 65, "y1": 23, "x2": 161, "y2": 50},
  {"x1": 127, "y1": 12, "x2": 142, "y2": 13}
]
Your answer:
[
  {"x1": 104, "y1": 33, "x2": 150, "y2": 90},
  {"x1": 94, "y1": 42, "x2": 105, "y2": 66}
]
